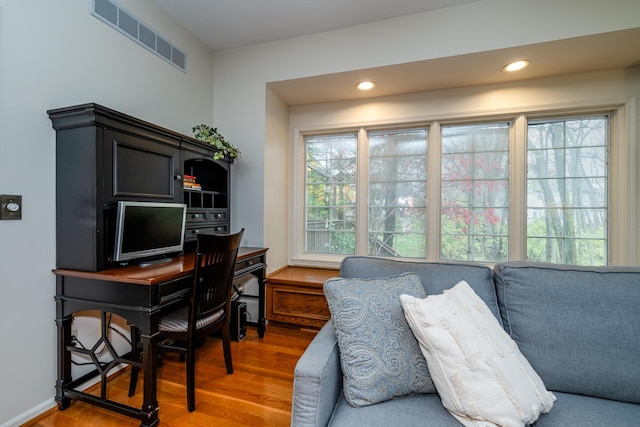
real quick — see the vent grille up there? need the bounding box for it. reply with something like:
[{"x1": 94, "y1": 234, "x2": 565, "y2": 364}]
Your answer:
[{"x1": 91, "y1": 0, "x2": 187, "y2": 72}]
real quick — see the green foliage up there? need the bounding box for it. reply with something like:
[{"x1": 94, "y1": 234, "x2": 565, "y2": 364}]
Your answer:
[{"x1": 192, "y1": 124, "x2": 241, "y2": 160}]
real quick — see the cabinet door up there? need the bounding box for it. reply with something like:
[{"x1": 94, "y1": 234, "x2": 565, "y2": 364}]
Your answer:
[{"x1": 103, "y1": 129, "x2": 181, "y2": 202}]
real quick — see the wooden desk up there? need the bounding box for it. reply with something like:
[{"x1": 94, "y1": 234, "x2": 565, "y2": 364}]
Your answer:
[{"x1": 53, "y1": 247, "x2": 268, "y2": 427}]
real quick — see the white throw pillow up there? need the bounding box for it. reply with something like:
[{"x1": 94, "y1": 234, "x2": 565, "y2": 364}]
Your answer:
[{"x1": 400, "y1": 281, "x2": 556, "y2": 427}]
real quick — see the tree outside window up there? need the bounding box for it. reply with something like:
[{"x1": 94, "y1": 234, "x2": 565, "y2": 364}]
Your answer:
[
  {"x1": 527, "y1": 117, "x2": 607, "y2": 265},
  {"x1": 305, "y1": 134, "x2": 357, "y2": 254},
  {"x1": 301, "y1": 115, "x2": 610, "y2": 266},
  {"x1": 368, "y1": 129, "x2": 427, "y2": 258},
  {"x1": 441, "y1": 123, "x2": 510, "y2": 262}
]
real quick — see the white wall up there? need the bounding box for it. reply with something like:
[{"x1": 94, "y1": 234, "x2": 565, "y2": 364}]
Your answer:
[
  {"x1": 212, "y1": 0, "x2": 640, "y2": 271},
  {"x1": 0, "y1": 0, "x2": 214, "y2": 424}
]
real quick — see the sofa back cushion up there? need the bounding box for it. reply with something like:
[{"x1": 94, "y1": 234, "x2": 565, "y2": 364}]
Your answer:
[
  {"x1": 494, "y1": 261, "x2": 640, "y2": 404},
  {"x1": 340, "y1": 256, "x2": 500, "y2": 321}
]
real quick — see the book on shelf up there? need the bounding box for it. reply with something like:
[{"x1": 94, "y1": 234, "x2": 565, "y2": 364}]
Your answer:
[
  {"x1": 184, "y1": 174, "x2": 197, "y2": 184},
  {"x1": 184, "y1": 183, "x2": 202, "y2": 190}
]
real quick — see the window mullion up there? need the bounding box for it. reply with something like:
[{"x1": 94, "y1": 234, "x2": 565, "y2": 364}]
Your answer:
[
  {"x1": 427, "y1": 121, "x2": 441, "y2": 262},
  {"x1": 356, "y1": 128, "x2": 369, "y2": 255},
  {"x1": 509, "y1": 114, "x2": 527, "y2": 260}
]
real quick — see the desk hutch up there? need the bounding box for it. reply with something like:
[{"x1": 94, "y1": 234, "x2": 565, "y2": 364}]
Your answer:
[{"x1": 49, "y1": 102, "x2": 232, "y2": 271}]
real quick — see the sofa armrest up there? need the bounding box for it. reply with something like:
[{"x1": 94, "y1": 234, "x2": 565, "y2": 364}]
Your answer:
[{"x1": 291, "y1": 320, "x2": 342, "y2": 427}]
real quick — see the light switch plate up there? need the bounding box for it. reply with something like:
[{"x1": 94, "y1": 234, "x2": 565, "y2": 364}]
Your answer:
[{"x1": 1, "y1": 194, "x2": 22, "y2": 220}]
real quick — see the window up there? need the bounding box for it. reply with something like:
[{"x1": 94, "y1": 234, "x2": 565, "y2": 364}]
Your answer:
[
  {"x1": 305, "y1": 134, "x2": 357, "y2": 254},
  {"x1": 368, "y1": 129, "x2": 427, "y2": 258},
  {"x1": 441, "y1": 123, "x2": 510, "y2": 262},
  {"x1": 299, "y1": 113, "x2": 614, "y2": 266},
  {"x1": 526, "y1": 117, "x2": 607, "y2": 265}
]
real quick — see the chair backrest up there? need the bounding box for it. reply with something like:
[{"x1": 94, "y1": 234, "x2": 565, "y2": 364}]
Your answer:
[{"x1": 189, "y1": 229, "x2": 244, "y2": 333}]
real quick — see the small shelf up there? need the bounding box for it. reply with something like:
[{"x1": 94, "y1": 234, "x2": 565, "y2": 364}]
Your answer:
[{"x1": 183, "y1": 189, "x2": 228, "y2": 209}]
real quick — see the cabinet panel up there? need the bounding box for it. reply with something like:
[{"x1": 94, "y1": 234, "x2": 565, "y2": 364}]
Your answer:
[
  {"x1": 267, "y1": 284, "x2": 330, "y2": 329},
  {"x1": 106, "y1": 130, "x2": 180, "y2": 202}
]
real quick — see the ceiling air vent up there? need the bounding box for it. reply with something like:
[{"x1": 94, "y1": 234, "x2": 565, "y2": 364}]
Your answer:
[{"x1": 91, "y1": 0, "x2": 187, "y2": 72}]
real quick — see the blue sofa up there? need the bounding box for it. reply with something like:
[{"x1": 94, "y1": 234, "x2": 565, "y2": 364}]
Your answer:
[{"x1": 291, "y1": 257, "x2": 640, "y2": 426}]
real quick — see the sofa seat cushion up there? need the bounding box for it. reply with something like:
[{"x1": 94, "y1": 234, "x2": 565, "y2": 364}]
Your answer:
[
  {"x1": 324, "y1": 273, "x2": 435, "y2": 407},
  {"x1": 494, "y1": 261, "x2": 640, "y2": 404},
  {"x1": 327, "y1": 391, "x2": 640, "y2": 427},
  {"x1": 328, "y1": 393, "x2": 462, "y2": 427},
  {"x1": 401, "y1": 281, "x2": 555, "y2": 427},
  {"x1": 534, "y1": 392, "x2": 640, "y2": 427}
]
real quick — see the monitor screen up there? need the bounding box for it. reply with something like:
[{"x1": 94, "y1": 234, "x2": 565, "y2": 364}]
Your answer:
[{"x1": 113, "y1": 201, "x2": 187, "y2": 265}]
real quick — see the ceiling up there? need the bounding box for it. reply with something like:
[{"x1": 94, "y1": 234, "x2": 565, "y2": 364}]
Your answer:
[
  {"x1": 152, "y1": 0, "x2": 479, "y2": 52},
  {"x1": 153, "y1": 1, "x2": 640, "y2": 106}
]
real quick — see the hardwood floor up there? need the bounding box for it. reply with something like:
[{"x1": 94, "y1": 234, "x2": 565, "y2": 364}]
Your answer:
[{"x1": 27, "y1": 325, "x2": 317, "y2": 427}]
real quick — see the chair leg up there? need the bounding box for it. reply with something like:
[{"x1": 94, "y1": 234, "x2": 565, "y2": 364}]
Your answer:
[
  {"x1": 128, "y1": 326, "x2": 140, "y2": 397},
  {"x1": 221, "y1": 325, "x2": 233, "y2": 374},
  {"x1": 186, "y1": 341, "x2": 196, "y2": 412}
]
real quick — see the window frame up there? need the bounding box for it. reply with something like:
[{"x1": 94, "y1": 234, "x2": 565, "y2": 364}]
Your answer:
[{"x1": 290, "y1": 101, "x2": 635, "y2": 268}]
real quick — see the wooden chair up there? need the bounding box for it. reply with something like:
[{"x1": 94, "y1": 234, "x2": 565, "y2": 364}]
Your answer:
[{"x1": 129, "y1": 229, "x2": 244, "y2": 412}]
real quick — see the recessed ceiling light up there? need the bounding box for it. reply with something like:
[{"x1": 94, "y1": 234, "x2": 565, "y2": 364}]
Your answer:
[
  {"x1": 503, "y1": 60, "x2": 530, "y2": 72},
  {"x1": 356, "y1": 81, "x2": 376, "y2": 91}
]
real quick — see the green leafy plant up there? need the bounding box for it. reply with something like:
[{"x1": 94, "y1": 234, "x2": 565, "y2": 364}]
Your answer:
[{"x1": 192, "y1": 124, "x2": 241, "y2": 160}]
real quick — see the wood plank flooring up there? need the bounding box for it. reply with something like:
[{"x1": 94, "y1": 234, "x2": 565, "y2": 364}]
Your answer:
[{"x1": 26, "y1": 325, "x2": 317, "y2": 427}]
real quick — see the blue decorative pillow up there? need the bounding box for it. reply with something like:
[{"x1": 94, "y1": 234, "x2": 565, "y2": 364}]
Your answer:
[{"x1": 324, "y1": 273, "x2": 435, "y2": 407}]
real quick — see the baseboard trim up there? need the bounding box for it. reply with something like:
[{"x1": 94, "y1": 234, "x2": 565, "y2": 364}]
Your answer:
[
  {"x1": 1, "y1": 363, "x2": 130, "y2": 427},
  {"x1": 1, "y1": 399, "x2": 56, "y2": 427}
]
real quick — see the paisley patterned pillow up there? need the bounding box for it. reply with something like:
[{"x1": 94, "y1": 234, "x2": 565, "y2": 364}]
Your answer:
[{"x1": 324, "y1": 273, "x2": 435, "y2": 407}]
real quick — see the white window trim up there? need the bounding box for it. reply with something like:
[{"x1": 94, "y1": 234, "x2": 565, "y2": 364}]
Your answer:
[{"x1": 289, "y1": 98, "x2": 638, "y2": 268}]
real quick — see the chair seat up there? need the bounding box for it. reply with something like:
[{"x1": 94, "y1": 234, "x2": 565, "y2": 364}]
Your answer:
[{"x1": 159, "y1": 306, "x2": 225, "y2": 333}]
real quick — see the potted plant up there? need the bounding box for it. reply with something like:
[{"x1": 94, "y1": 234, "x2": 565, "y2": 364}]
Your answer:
[{"x1": 192, "y1": 124, "x2": 241, "y2": 161}]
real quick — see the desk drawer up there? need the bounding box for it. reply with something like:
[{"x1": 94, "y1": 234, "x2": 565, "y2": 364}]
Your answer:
[
  {"x1": 187, "y1": 209, "x2": 208, "y2": 223},
  {"x1": 160, "y1": 276, "x2": 192, "y2": 304},
  {"x1": 187, "y1": 209, "x2": 228, "y2": 223},
  {"x1": 235, "y1": 254, "x2": 265, "y2": 274},
  {"x1": 185, "y1": 224, "x2": 229, "y2": 241}
]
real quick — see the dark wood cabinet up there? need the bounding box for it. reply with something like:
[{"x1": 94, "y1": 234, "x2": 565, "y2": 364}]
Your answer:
[{"x1": 49, "y1": 103, "x2": 231, "y2": 271}]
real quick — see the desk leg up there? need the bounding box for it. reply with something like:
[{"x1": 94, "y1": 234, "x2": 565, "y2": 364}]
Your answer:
[
  {"x1": 258, "y1": 275, "x2": 267, "y2": 338},
  {"x1": 140, "y1": 333, "x2": 160, "y2": 427},
  {"x1": 55, "y1": 312, "x2": 72, "y2": 410}
]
